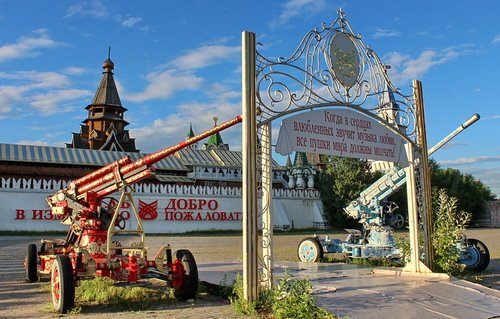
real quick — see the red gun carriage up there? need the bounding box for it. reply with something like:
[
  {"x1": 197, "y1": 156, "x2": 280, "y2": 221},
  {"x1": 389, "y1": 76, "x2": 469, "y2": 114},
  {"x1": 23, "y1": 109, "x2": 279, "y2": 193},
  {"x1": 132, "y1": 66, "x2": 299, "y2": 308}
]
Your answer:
[{"x1": 24, "y1": 115, "x2": 242, "y2": 313}]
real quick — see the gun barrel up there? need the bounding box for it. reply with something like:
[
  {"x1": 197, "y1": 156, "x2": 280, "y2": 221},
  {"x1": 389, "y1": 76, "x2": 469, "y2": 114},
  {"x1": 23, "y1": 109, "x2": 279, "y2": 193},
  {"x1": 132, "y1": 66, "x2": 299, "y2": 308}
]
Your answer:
[
  {"x1": 428, "y1": 113, "x2": 480, "y2": 156},
  {"x1": 70, "y1": 156, "x2": 132, "y2": 189},
  {"x1": 76, "y1": 115, "x2": 243, "y2": 197}
]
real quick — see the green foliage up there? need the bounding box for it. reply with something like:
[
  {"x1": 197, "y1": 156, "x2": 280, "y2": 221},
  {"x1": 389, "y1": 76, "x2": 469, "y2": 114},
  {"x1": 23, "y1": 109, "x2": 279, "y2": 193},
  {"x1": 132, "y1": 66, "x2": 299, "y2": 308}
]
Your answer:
[
  {"x1": 229, "y1": 273, "x2": 258, "y2": 316},
  {"x1": 432, "y1": 189, "x2": 471, "y2": 274},
  {"x1": 230, "y1": 273, "x2": 336, "y2": 318},
  {"x1": 317, "y1": 156, "x2": 380, "y2": 228},
  {"x1": 395, "y1": 235, "x2": 411, "y2": 263},
  {"x1": 75, "y1": 277, "x2": 170, "y2": 310},
  {"x1": 430, "y1": 159, "x2": 496, "y2": 224},
  {"x1": 394, "y1": 189, "x2": 471, "y2": 275}
]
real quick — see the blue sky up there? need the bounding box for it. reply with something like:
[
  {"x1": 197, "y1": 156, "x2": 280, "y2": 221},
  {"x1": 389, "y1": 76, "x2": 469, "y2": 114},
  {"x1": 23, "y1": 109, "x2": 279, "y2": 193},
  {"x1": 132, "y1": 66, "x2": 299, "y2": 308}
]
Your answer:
[{"x1": 0, "y1": 0, "x2": 498, "y2": 197}]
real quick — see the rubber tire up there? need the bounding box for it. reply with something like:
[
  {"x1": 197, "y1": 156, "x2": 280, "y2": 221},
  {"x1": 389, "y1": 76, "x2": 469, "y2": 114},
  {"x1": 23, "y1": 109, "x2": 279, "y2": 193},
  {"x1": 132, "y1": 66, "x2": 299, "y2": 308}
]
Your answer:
[
  {"x1": 297, "y1": 237, "x2": 324, "y2": 263},
  {"x1": 26, "y1": 244, "x2": 38, "y2": 282},
  {"x1": 173, "y1": 249, "x2": 198, "y2": 301},
  {"x1": 462, "y1": 238, "x2": 490, "y2": 272},
  {"x1": 51, "y1": 255, "x2": 75, "y2": 314}
]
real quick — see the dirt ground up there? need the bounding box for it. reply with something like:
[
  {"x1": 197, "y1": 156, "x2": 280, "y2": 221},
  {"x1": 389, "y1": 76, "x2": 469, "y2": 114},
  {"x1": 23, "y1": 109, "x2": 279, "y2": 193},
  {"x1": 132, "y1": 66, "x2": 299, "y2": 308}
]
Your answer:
[{"x1": 0, "y1": 228, "x2": 498, "y2": 318}]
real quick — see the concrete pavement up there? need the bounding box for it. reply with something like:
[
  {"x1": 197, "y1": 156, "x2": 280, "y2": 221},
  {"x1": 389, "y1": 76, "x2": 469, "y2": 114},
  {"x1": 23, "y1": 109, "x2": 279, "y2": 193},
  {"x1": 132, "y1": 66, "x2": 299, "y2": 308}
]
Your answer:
[{"x1": 198, "y1": 261, "x2": 500, "y2": 319}]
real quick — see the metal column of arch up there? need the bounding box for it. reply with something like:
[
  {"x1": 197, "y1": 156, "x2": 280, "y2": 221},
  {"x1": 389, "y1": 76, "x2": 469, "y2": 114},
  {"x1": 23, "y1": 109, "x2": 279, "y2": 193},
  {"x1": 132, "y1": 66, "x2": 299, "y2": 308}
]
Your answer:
[
  {"x1": 414, "y1": 80, "x2": 435, "y2": 271},
  {"x1": 241, "y1": 31, "x2": 259, "y2": 302},
  {"x1": 403, "y1": 141, "x2": 433, "y2": 273},
  {"x1": 260, "y1": 122, "x2": 273, "y2": 290}
]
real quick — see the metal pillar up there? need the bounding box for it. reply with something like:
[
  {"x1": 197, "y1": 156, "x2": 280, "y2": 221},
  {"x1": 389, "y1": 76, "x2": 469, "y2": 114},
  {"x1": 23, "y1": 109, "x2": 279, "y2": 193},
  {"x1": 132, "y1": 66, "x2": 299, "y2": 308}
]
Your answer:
[
  {"x1": 241, "y1": 31, "x2": 259, "y2": 302},
  {"x1": 403, "y1": 142, "x2": 432, "y2": 273},
  {"x1": 260, "y1": 122, "x2": 273, "y2": 289},
  {"x1": 413, "y1": 80, "x2": 434, "y2": 270}
]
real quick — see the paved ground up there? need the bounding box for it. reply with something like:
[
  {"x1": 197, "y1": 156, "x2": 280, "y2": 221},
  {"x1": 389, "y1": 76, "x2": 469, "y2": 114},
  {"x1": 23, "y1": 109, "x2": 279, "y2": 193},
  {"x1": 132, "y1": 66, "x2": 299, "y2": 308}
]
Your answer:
[{"x1": 0, "y1": 230, "x2": 498, "y2": 318}]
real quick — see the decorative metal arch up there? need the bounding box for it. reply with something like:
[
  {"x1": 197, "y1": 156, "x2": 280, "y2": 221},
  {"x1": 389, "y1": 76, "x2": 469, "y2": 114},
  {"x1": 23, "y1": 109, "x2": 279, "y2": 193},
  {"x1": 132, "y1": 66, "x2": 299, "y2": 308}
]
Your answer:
[
  {"x1": 250, "y1": 9, "x2": 425, "y2": 291},
  {"x1": 255, "y1": 9, "x2": 417, "y2": 140}
]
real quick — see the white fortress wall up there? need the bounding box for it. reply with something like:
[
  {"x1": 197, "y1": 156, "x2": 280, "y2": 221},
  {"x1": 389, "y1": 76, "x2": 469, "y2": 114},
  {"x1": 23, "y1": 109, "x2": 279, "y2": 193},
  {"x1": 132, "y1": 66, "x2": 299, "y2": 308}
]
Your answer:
[{"x1": 0, "y1": 177, "x2": 325, "y2": 232}]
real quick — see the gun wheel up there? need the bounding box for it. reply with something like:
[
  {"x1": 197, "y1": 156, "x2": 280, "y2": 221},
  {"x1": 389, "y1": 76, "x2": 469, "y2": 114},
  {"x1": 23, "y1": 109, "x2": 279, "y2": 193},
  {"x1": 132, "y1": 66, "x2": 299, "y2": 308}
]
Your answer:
[
  {"x1": 25, "y1": 244, "x2": 38, "y2": 282},
  {"x1": 298, "y1": 237, "x2": 323, "y2": 262},
  {"x1": 461, "y1": 238, "x2": 490, "y2": 272},
  {"x1": 51, "y1": 255, "x2": 75, "y2": 314},
  {"x1": 391, "y1": 213, "x2": 405, "y2": 229},
  {"x1": 171, "y1": 249, "x2": 198, "y2": 301}
]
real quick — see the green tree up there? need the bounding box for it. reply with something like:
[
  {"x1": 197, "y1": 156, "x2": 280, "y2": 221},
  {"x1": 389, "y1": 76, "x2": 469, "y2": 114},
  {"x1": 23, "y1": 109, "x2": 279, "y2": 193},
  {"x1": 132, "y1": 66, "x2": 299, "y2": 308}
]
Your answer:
[
  {"x1": 317, "y1": 156, "x2": 380, "y2": 228},
  {"x1": 429, "y1": 159, "x2": 496, "y2": 224}
]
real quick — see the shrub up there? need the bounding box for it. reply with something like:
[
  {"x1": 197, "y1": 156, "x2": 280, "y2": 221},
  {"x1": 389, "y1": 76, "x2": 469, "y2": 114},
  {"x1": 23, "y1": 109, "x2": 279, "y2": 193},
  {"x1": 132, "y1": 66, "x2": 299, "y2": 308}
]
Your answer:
[
  {"x1": 230, "y1": 273, "x2": 336, "y2": 318},
  {"x1": 431, "y1": 188, "x2": 471, "y2": 274}
]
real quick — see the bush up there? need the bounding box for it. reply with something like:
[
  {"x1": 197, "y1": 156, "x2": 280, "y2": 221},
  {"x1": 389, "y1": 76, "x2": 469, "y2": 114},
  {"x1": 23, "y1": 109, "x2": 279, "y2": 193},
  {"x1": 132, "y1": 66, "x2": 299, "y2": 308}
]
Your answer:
[
  {"x1": 396, "y1": 189, "x2": 471, "y2": 275},
  {"x1": 230, "y1": 273, "x2": 336, "y2": 318},
  {"x1": 431, "y1": 188, "x2": 471, "y2": 274}
]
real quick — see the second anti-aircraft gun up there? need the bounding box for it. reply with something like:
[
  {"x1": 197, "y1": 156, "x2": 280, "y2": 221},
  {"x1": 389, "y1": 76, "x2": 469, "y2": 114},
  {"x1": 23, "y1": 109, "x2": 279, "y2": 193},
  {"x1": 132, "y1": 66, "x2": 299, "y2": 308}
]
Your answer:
[
  {"x1": 298, "y1": 114, "x2": 490, "y2": 272},
  {"x1": 24, "y1": 115, "x2": 242, "y2": 313}
]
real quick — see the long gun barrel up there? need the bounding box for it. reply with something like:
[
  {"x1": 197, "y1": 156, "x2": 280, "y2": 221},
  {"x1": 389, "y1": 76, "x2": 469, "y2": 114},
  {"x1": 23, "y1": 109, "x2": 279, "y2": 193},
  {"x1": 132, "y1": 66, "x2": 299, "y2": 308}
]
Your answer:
[
  {"x1": 78, "y1": 115, "x2": 243, "y2": 199},
  {"x1": 428, "y1": 113, "x2": 480, "y2": 156},
  {"x1": 48, "y1": 115, "x2": 242, "y2": 210},
  {"x1": 345, "y1": 114, "x2": 480, "y2": 218}
]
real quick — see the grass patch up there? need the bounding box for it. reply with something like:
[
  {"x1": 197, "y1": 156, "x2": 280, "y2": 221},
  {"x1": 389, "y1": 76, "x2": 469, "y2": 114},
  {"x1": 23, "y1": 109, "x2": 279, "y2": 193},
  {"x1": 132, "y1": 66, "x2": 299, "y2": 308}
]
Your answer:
[
  {"x1": 40, "y1": 277, "x2": 178, "y2": 313},
  {"x1": 75, "y1": 277, "x2": 172, "y2": 311}
]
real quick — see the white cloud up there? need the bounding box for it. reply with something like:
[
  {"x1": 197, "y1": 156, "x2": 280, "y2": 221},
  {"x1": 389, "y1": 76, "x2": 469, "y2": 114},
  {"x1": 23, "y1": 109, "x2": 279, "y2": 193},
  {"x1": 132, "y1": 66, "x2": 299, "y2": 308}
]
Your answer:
[
  {"x1": 16, "y1": 139, "x2": 66, "y2": 147},
  {"x1": 0, "y1": 85, "x2": 24, "y2": 113},
  {"x1": 125, "y1": 70, "x2": 203, "y2": 102},
  {"x1": 121, "y1": 17, "x2": 143, "y2": 28},
  {"x1": 0, "y1": 29, "x2": 60, "y2": 63},
  {"x1": 0, "y1": 71, "x2": 68, "y2": 89},
  {"x1": 63, "y1": 67, "x2": 88, "y2": 75},
  {"x1": 373, "y1": 28, "x2": 400, "y2": 39},
  {"x1": 483, "y1": 115, "x2": 500, "y2": 120},
  {"x1": 171, "y1": 45, "x2": 240, "y2": 70},
  {"x1": 0, "y1": 71, "x2": 92, "y2": 115},
  {"x1": 385, "y1": 45, "x2": 476, "y2": 85},
  {"x1": 492, "y1": 35, "x2": 500, "y2": 44},
  {"x1": 439, "y1": 156, "x2": 500, "y2": 166},
  {"x1": 30, "y1": 89, "x2": 92, "y2": 115},
  {"x1": 65, "y1": 0, "x2": 107, "y2": 18},
  {"x1": 131, "y1": 101, "x2": 241, "y2": 153},
  {"x1": 275, "y1": 0, "x2": 326, "y2": 26},
  {"x1": 207, "y1": 83, "x2": 240, "y2": 102}
]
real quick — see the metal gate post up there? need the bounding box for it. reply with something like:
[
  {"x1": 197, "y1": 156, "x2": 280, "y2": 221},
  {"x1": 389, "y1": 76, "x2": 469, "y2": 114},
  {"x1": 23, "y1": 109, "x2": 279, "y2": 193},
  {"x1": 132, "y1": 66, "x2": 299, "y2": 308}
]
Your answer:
[
  {"x1": 414, "y1": 80, "x2": 434, "y2": 271},
  {"x1": 403, "y1": 141, "x2": 432, "y2": 273},
  {"x1": 260, "y1": 122, "x2": 273, "y2": 289},
  {"x1": 242, "y1": 31, "x2": 258, "y2": 302}
]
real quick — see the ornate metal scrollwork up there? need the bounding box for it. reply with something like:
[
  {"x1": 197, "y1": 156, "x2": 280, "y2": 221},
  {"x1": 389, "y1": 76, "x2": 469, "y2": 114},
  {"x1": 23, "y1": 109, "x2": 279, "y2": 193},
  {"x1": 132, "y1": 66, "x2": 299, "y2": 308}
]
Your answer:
[{"x1": 256, "y1": 9, "x2": 417, "y2": 139}]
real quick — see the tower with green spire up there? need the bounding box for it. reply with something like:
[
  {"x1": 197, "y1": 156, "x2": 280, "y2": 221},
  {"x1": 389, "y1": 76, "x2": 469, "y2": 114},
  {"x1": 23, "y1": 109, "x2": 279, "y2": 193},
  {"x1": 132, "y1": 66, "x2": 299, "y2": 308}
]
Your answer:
[
  {"x1": 186, "y1": 123, "x2": 198, "y2": 149},
  {"x1": 202, "y1": 117, "x2": 229, "y2": 151},
  {"x1": 287, "y1": 151, "x2": 316, "y2": 189}
]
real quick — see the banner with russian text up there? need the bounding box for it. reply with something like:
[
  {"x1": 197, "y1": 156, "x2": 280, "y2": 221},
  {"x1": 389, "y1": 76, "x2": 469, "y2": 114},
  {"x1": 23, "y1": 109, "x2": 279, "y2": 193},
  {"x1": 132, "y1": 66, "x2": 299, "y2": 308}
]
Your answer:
[{"x1": 276, "y1": 108, "x2": 408, "y2": 166}]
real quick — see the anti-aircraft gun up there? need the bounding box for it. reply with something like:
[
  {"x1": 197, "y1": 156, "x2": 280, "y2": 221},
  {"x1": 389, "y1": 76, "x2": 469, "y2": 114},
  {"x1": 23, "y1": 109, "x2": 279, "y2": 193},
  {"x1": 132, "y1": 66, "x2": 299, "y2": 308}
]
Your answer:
[
  {"x1": 24, "y1": 115, "x2": 242, "y2": 313},
  {"x1": 298, "y1": 114, "x2": 490, "y2": 272}
]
